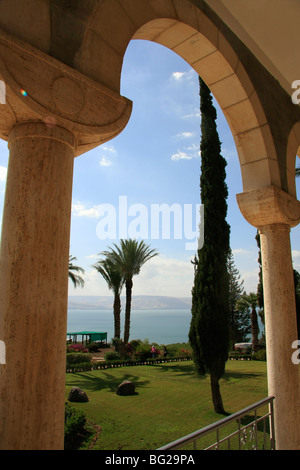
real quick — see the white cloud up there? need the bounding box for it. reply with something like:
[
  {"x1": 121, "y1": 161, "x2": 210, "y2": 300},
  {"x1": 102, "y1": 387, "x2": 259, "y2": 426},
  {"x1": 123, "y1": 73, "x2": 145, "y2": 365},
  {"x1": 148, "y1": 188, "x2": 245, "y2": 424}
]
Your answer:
[
  {"x1": 187, "y1": 143, "x2": 200, "y2": 154},
  {"x1": 171, "y1": 151, "x2": 193, "y2": 161},
  {"x1": 69, "y1": 269, "x2": 111, "y2": 296},
  {"x1": 101, "y1": 145, "x2": 116, "y2": 153},
  {"x1": 171, "y1": 70, "x2": 196, "y2": 83},
  {"x1": 127, "y1": 255, "x2": 194, "y2": 298},
  {"x1": 171, "y1": 144, "x2": 200, "y2": 161},
  {"x1": 0, "y1": 166, "x2": 7, "y2": 182},
  {"x1": 85, "y1": 254, "x2": 99, "y2": 259},
  {"x1": 239, "y1": 269, "x2": 259, "y2": 294},
  {"x1": 183, "y1": 110, "x2": 201, "y2": 119},
  {"x1": 72, "y1": 202, "x2": 101, "y2": 218},
  {"x1": 293, "y1": 250, "x2": 300, "y2": 271},
  {"x1": 172, "y1": 72, "x2": 186, "y2": 81},
  {"x1": 176, "y1": 131, "x2": 194, "y2": 139},
  {"x1": 232, "y1": 248, "x2": 251, "y2": 255},
  {"x1": 99, "y1": 157, "x2": 112, "y2": 167},
  {"x1": 68, "y1": 255, "x2": 195, "y2": 298},
  {"x1": 98, "y1": 144, "x2": 116, "y2": 167}
]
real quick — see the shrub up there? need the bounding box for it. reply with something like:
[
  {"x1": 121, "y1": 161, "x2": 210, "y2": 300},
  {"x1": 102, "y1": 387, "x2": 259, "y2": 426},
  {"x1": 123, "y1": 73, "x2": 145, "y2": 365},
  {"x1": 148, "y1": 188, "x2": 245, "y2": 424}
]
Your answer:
[
  {"x1": 179, "y1": 348, "x2": 192, "y2": 358},
  {"x1": 111, "y1": 337, "x2": 123, "y2": 351},
  {"x1": 86, "y1": 342, "x2": 100, "y2": 352},
  {"x1": 130, "y1": 339, "x2": 141, "y2": 350},
  {"x1": 105, "y1": 351, "x2": 121, "y2": 361},
  {"x1": 66, "y1": 353, "x2": 92, "y2": 366},
  {"x1": 162, "y1": 345, "x2": 177, "y2": 357},
  {"x1": 254, "y1": 348, "x2": 266, "y2": 361},
  {"x1": 134, "y1": 342, "x2": 152, "y2": 361},
  {"x1": 64, "y1": 402, "x2": 87, "y2": 450},
  {"x1": 164, "y1": 343, "x2": 192, "y2": 358}
]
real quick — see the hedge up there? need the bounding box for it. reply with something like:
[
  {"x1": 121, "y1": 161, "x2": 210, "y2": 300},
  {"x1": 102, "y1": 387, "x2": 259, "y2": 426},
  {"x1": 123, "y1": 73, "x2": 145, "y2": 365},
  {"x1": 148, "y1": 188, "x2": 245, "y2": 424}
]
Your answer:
[{"x1": 66, "y1": 356, "x2": 191, "y2": 373}]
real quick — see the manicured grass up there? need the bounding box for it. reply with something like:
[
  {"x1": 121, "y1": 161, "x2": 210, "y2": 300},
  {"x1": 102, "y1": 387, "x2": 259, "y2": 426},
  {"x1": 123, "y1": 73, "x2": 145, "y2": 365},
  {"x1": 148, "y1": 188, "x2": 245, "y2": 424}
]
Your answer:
[{"x1": 65, "y1": 360, "x2": 268, "y2": 450}]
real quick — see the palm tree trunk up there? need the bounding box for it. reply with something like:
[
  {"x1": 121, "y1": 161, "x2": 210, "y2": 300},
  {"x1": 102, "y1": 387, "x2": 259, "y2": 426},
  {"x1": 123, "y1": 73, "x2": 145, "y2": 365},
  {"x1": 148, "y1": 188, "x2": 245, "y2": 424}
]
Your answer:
[
  {"x1": 210, "y1": 373, "x2": 225, "y2": 414},
  {"x1": 124, "y1": 278, "x2": 133, "y2": 345},
  {"x1": 113, "y1": 293, "x2": 121, "y2": 339}
]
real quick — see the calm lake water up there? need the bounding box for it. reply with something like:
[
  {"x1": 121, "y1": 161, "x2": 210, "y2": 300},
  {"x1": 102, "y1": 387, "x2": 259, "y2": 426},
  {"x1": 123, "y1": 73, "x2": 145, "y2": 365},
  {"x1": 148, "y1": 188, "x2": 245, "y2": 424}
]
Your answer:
[{"x1": 67, "y1": 309, "x2": 191, "y2": 345}]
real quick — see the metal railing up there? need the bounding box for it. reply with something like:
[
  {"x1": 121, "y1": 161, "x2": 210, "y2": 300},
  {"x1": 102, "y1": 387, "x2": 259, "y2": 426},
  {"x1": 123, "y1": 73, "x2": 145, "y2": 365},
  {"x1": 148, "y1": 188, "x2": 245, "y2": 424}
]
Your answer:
[{"x1": 158, "y1": 396, "x2": 275, "y2": 451}]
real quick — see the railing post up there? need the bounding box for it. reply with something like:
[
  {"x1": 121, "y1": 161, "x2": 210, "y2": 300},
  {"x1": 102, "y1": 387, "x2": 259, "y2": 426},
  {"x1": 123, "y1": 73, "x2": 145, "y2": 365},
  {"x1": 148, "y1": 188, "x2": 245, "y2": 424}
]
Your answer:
[{"x1": 269, "y1": 398, "x2": 276, "y2": 450}]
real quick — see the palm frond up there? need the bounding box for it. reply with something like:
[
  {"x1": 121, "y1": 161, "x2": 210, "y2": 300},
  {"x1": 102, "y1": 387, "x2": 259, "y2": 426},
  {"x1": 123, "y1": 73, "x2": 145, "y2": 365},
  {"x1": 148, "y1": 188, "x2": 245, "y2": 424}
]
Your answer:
[
  {"x1": 69, "y1": 255, "x2": 85, "y2": 288},
  {"x1": 102, "y1": 239, "x2": 158, "y2": 280},
  {"x1": 93, "y1": 258, "x2": 125, "y2": 295}
]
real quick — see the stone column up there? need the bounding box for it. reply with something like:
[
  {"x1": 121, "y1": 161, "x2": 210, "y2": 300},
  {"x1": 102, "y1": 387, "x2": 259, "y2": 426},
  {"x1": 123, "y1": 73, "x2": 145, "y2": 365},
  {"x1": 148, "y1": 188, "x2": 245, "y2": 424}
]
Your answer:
[
  {"x1": 259, "y1": 223, "x2": 300, "y2": 449},
  {"x1": 0, "y1": 121, "x2": 76, "y2": 450},
  {"x1": 237, "y1": 186, "x2": 300, "y2": 450}
]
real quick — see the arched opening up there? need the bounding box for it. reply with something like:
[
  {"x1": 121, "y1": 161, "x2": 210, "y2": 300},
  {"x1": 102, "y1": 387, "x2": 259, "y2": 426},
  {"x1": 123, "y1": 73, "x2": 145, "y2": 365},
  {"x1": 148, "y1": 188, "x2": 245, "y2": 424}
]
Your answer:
[
  {"x1": 70, "y1": 6, "x2": 285, "y2": 312},
  {"x1": 68, "y1": 12, "x2": 300, "y2": 449},
  {"x1": 286, "y1": 124, "x2": 300, "y2": 269},
  {"x1": 68, "y1": 37, "x2": 261, "y2": 347}
]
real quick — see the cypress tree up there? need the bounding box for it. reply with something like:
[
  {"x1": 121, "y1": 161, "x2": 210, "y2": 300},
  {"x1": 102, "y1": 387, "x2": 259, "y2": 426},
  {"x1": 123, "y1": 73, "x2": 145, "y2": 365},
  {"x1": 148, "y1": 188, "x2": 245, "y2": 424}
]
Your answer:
[
  {"x1": 227, "y1": 249, "x2": 247, "y2": 347},
  {"x1": 189, "y1": 77, "x2": 230, "y2": 414}
]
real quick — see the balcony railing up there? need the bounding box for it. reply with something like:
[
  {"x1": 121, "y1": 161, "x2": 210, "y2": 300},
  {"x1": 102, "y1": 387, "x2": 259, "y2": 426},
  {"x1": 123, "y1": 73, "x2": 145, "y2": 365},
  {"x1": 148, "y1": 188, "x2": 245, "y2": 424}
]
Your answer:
[{"x1": 157, "y1": 396, "x2": 275, "y2": 451}]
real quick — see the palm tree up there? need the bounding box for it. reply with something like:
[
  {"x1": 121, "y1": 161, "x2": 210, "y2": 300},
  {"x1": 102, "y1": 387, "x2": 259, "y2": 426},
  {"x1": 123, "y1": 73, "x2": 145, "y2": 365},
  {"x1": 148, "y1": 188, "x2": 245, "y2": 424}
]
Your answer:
[
  {"x1": 69, "y1": 255, "x2": 85, "y2": 288},
  {"x1": 236, "y1": 292, "x2": 260, "y2": 352},
  {"x1": 102, "y1": 239, "x2": 158, "y2": 345},
  {"x1": 93, "y1": 257, "x2": 124, "y2": 339}
]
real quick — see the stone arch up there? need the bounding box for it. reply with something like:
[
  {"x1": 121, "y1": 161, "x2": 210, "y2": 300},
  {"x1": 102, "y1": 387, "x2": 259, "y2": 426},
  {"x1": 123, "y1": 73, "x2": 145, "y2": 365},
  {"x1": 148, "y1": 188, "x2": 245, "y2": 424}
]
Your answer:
[{"x1": 78, "y1": 0, "x2": 281, "y2": 194}]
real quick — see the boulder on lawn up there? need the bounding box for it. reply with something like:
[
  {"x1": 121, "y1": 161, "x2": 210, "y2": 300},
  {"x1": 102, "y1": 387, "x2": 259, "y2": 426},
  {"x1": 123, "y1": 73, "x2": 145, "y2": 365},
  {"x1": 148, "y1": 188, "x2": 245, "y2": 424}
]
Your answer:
[
  {"x1": 68, "y1": 386, "x2": 89, "y2": 403},
  {"x1": 116, "y1": 380, "x2": 135, "y2": 396}
]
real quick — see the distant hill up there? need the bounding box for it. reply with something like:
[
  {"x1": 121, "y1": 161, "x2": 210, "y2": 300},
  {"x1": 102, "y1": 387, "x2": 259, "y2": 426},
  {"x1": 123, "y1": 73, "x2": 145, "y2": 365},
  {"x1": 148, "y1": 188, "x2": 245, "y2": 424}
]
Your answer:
[{"x1": 68, "y1": 295, "x2": 191, "y2": 310}]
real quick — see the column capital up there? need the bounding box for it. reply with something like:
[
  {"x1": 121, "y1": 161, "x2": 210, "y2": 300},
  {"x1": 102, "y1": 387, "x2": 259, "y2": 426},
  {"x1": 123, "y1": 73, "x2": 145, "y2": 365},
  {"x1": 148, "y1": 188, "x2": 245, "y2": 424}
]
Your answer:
[
  {"x1": 0, "y1": 27, "x2": 132, "y2": 156},
  {"x1": 236, "y1": 185, "x2": 300, "y2": 229}
]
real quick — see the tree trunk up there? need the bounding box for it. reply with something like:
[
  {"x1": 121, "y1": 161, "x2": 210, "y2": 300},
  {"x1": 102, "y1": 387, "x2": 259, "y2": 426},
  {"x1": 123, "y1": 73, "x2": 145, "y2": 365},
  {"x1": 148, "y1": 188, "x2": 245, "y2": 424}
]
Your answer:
[
  {"x1": 113, "y1": 293, "x2": 121, "y2": 339},
  {"x1": 251, "y1": 307, "x2": 259, "y2": 352},
  {"x1": 210, "y1": 373, "x2": 225, "y2": 414},
  {"x1": 123, "y1": 278, "x2": 133, "y2": 345}
]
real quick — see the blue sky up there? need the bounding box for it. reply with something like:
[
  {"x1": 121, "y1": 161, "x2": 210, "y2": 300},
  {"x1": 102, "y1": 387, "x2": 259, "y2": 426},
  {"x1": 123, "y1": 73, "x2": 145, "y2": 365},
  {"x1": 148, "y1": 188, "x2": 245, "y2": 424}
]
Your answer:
[{"x1": 0, "y1": 39, "x2": 299, "y2": 298}]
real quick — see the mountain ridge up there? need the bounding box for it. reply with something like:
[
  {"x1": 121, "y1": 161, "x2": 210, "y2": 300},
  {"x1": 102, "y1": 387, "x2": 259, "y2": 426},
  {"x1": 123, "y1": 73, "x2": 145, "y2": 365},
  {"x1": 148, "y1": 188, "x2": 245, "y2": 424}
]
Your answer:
[{"x1": 68, "y1": 295, "x2": 191, "y2": 310}]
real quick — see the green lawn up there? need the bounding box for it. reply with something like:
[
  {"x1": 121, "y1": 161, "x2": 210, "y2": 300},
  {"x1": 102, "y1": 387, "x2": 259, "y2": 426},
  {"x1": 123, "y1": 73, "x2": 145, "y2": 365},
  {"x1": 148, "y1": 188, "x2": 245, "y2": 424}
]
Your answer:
[{"x1": 65, "y1": 360, "x2": 268, "y2": 450}]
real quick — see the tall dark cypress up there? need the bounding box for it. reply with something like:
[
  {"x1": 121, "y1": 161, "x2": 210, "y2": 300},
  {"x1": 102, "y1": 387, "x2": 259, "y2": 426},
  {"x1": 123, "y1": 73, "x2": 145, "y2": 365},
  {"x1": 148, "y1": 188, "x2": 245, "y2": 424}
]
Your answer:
[{"x1": 189, "y1": 77, "x2": 230, "y2": 414}]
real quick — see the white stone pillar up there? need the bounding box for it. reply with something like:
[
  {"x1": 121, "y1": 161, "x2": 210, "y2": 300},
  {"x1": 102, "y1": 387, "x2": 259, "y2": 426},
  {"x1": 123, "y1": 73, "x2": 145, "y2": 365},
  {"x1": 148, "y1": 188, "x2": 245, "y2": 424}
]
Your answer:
[
  {"x1": 237, "y1": 186, "x2": 300, "y2": 450},
  {"x1": 259, "y1": 223, "x2": 300, "y2": 450},
  {"x1": 0, "y1": 122, "x2": 76, "y2": 450}
]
